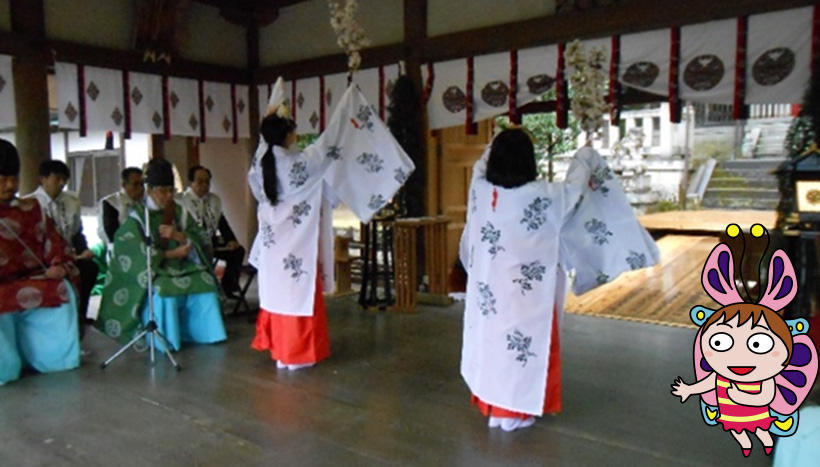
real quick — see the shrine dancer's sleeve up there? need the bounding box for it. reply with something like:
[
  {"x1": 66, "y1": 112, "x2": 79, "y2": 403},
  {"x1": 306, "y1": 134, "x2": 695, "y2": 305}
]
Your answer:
[
  {"x1": 559, "y1": 147, "x2": 660, "y2": 295},
  {"x1": 317, "y1": 85, "x2": 415, "y2": 224},
  {"x1": 459, "y1": 146, "x2": 491, "y2": 269}
]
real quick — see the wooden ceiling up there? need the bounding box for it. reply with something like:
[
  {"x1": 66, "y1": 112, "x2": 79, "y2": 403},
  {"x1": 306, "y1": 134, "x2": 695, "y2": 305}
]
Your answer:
[{"x1": 192, "y1": 0, "x2": 310, "y2": 27}]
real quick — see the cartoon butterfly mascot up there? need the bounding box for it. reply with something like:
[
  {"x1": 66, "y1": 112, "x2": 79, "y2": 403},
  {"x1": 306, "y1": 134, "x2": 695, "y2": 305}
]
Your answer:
[{"x1": 671, "y1": 223, "x2": 818, "y2": 457}]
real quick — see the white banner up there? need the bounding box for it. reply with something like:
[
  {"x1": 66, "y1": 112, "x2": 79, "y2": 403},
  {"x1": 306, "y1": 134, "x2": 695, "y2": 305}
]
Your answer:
[
  {"x1": 324, "y1": 72, "x2": 349, "y2": 124},
  {"x1": 0, "y1": 55, "x2": 15, "y2": 129},
  {"x1": 234, "y1": 84, "x2": 250, "y2": 139},
  {"x1": 128, "y1": 71, "x2": 164, "y2": 134},
  {"x1": 474, "y1": 52, "x2": 512, "y2": 122},
  {"x1": 295, "y1": 77, "x2": 321, "y2": 134},
  {"x1": 746, "y1": 7, "x2": 813, "y2": 104},
  {"x1": 203, "y1": 81, "x2": 233, "y2": 139},
  {"x1": 352, "y1": 67, "x2": 380, "y2": 117},
  {"x1": 680, "y1": 18, "x2": 736, "y2": 104},
  {"x1": 426, "y1": 58, "x2": 467, "y2": 130},
  {"x1": 56, "y1": 62, "x2": 80, "y2": 130},
  {"x1": 167, "y1": 77, "x2": 201, "y2": 137},
  {"x1": 517, "y1": 45, "x2": 559, "y2": 108},
  {"x1": 620, "y1": 29, "x2": 670, "y2": 96},
  {"x1": 84, "y1": 66, "x2": 125, "y2": 132}
]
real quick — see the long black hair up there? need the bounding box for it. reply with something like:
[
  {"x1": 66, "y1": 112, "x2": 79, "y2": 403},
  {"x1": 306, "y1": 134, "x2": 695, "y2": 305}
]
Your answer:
[
  {"x1": 486, "y1": 129, "x2": 537, "y2": 189},
  {"x1": 259, "y1": 114, "x2": 296, "y2": 205}
]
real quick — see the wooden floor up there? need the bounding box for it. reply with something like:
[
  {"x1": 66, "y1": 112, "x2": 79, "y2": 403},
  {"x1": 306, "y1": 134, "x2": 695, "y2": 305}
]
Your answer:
[
  {"x1": 565, "y1": 235, "x2": 720, "y2": 328},
  {"x1": 2, "y1": 294, "x2": 808, "y2": 466},
  {"x1": 639, "y1": 210, "x2": 777, "y2": 236}
]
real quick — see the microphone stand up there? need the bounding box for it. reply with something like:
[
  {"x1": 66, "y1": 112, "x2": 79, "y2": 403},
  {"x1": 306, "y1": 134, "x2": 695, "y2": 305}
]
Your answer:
[{"x1": 101, "y1": 200, "x2": 181, "y2": 370}]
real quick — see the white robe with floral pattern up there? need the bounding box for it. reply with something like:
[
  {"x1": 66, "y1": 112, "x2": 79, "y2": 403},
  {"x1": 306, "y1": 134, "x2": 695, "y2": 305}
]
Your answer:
[
  {"x1": 460, "y1": 146, "x2": 660, "y2": 415},
  {"x1": 248, "y1": 85, "x2": 415, "y2": 317}
]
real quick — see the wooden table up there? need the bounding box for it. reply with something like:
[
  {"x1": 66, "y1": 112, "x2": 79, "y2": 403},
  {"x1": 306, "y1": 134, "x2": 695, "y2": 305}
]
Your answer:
[
  {"x1": 639, "y1": 210, "x2": 777, "y2": 237},
  {"x1": 393, "y1": 216, "x2": 450, "y2": 312}
]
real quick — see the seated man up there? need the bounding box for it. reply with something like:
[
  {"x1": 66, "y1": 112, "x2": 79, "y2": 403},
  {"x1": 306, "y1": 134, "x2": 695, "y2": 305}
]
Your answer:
[
  {"x1": 0, "y1": 139, "x2": 81, "y2": 385},
  {"x1": 178, "y1": 165, "x2": 245, "y2": 297},
  {"x1": 24, "y1": 160, "x2": 98, "y2": 340},
  {"x1": 98, "y1": 167, "x2": 144, "y2": 247},
  {"x1": 96, "y1": 158, "x2": 226, "y2": 351}
]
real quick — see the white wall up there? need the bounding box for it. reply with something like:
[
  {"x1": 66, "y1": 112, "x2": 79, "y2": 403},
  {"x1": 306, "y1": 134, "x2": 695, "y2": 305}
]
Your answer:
[
  {"x1": 45, "y1": 0, "x2": 135, "y2": 50},
  {"x1": 124, "y1": 133, "x2": 150, "y2": 168},
  {"x1": 427, "y1": 0, "x2": 554, "y2": 36},
  {"x1": 198, "y1": 138, "x2": 254, "y2": 253},
  {"x1": 0, "y1": 0, "x2": 10, "y2": 31},
  {"x1": 178, "y1": 2, "x2": 247, "y2": 68},
  {"x1": 260, "y1": 0, "x2": 403, "y2": 66}
]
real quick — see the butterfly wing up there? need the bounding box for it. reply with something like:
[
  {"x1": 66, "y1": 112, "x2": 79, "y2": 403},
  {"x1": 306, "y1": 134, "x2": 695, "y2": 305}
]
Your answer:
[
  {"x1": 771, "y1": 333, "x2": 818, "y2": 415},
  {"x1": 769, "y1": 407, "x2": 800, "y2": 436},
  {"x1": 693, "y1": 328, "x2": 718, "y2": 406},
  {"x1": 700, "y1": 400, "x2": 720, "y2": 426}
]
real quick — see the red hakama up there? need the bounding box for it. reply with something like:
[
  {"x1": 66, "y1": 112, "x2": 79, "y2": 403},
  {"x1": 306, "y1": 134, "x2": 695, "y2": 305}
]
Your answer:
[{"x1": 251, "y1": 273, "x2": 330, "y2": 365}]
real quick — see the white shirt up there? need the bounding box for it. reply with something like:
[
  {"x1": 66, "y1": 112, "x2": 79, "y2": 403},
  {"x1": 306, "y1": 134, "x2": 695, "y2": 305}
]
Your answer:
[
  {"x1": 177, "y1": 188, "x2": 222, "y2": 239},
  {"x1": 98, "y1": 190, "x2": 142, "y2": 245},
  {"x1": 24, "y1": 186, "x2": 82, "y2": 244}
]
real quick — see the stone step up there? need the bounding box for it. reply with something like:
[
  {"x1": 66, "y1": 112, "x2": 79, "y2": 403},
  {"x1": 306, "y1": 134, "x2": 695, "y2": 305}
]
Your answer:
[
  {"x1": 719, "y1": 169, "x2": 781, "y2": 181},
  {"x1": 721, "y1": 158, "x2": 787, "y2": 171},
  {"x1": 701, "y1": 197, "x2": 780, "y2": 210},
  {"x1": 708, "y1": 177, "x2": 779, "y2": 190},
  {"x1": 704, "y1": 187, "x2": 780, "y2": 200}
]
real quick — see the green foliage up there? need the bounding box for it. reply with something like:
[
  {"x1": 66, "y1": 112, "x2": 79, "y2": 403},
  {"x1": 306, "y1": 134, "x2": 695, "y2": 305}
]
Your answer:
[
  {"x1": 296, "y1": 134, "x2": 319, "y2": 151},
  {"x1": 776, "y1": 63, "x2": 819, "y2": 228},
  {"x1": 692, "y1": 141, "x2": 733, "y2": 162},
  {"x1": 494, "y1": 90, "x2": 581, "y2": 169},
  {"x1": 650, "y1": 199, "x2": 683, "y2": 213}
]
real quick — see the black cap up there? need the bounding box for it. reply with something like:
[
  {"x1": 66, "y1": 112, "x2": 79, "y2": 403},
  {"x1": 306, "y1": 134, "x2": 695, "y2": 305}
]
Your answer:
[
  {"x1": 145, "y1": 158, "x2": 174, "y2": 187},
  {"x1": 0, "y1": 139, "x2": 20, "y2": 176}
]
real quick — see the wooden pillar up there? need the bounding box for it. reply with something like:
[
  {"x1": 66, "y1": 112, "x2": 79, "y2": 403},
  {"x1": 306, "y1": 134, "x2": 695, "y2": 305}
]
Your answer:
[
  {"x1": 10, "y1": 0, "x2": 49, "y2": 194},
  {"x1": 247, "y1": 24, "x2": 260, "y2": 146},
  {"x1": 186, "y1": 137, "x2": 199, "y2": 168},
  {"x1": 150, "y1": 135, "x2": 165, "y2": 159},
  {"x1": 245, "y1": 23, "x2": 261, "y2": 256},
  {"x1": 404, "y1": 0, "x2": 429, "y2": 216}
]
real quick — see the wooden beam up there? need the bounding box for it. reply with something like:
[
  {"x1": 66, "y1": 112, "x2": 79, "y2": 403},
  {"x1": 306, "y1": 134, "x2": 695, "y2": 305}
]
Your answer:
[
  {"x1": 519, "y1": 87, "x2": 666, "y2": 115},
  {"x1": 10, "y1": 0, "x2": 45, "y2": 36},
  {"x1": 47, "y1": 40, "x2": 248, "y2": 84},
  {"x1": 254, "y1": 44, "x2": 404, "y2": 83},
  {"x1": 0, "y1": 31, "x2": 30, "y2": 56}
]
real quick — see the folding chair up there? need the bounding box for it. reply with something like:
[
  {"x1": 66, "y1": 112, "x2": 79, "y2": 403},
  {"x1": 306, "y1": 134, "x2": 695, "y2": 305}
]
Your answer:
[{"x1": 232, "y1": 264, "x2": 257, "y2": 318}]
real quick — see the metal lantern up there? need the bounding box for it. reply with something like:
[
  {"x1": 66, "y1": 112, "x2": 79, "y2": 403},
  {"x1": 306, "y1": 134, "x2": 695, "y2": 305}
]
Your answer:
[{"x1": 793, "y1": 149, "x2": 820, "y2": 225}]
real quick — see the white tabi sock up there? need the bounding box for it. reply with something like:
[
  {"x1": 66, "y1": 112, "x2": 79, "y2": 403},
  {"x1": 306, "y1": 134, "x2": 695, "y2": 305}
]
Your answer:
[
  {"x1": 500, "y1": 416, "x2": 535, "y2": 432},
  {"x1": 275, "y1": 360, "x2": 287, "y2": 369},
  {"x1": 287, "y1": 363, "x2": 315, "y2": 371},
  {"x1": 488, "y1": 416, "x2": 502, "y2": 428}
]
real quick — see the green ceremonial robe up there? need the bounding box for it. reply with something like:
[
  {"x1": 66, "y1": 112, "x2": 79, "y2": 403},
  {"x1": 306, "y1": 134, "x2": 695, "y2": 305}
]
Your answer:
[{"x1": 96, "y1": 202, "x2": 219, "y2": 344}]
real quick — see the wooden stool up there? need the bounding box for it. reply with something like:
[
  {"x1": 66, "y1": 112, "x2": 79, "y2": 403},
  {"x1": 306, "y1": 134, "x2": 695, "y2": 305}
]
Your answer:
[
  {"x1": 334, "y1": 235, "x2": 354, "y2": 295},
  {"x1": 393, "y1": 216, "x2": 450, "y2": 312}
]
